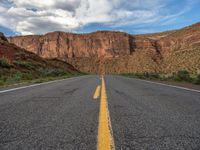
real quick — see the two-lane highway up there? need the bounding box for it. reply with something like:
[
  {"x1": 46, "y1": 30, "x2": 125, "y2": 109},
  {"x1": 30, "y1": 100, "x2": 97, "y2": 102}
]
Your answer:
[{"x1": 0, "y1": 75, "x2": 200, "y2": 150}]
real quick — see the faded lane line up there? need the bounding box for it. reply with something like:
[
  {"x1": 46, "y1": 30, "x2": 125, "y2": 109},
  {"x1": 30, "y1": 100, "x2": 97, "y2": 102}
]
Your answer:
[
  {"x1": 139, "y1": 79, "x2": 200, "y2": 93},
  {"x1": 93, "y1": 85, "x2": 101, "y2": 99},
  {"x1": 119, "y1": 76, "x2": 200, "y2": 93},
  {"x1": 97, "y1": 77, "x2": 115, "y2": 150},
  {"x1": 0, "y1": 76, "x2": 86, "y2": 94}
]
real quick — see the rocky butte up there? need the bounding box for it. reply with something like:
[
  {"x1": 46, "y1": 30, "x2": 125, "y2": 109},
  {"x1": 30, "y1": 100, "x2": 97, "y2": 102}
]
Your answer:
[{"x1": 8, "y1": 22, "x2": 200, "y2": 74}]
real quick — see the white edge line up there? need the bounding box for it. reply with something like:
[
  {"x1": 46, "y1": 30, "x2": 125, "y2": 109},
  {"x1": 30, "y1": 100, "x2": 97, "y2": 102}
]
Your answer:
[
  {"x1": 120, "y1": 76, "x2": 200, "y2": 93},
  {"x1": 0, "y1": 76, "x2": 85, "y2": 94}
]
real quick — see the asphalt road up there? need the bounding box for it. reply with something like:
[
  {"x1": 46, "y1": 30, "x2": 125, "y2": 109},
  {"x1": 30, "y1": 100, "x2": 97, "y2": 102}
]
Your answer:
[{"x1": 0, "y1": 75, "x2": 200, "y2": 150}]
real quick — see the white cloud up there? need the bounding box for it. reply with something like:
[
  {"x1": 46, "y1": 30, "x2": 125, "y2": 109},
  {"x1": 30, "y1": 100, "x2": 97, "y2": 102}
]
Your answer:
[{"x1": 0, "y1": 0, "x2": 197, "y2": 35}]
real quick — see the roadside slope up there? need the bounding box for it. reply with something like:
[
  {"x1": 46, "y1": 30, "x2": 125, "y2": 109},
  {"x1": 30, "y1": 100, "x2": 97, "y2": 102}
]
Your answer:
[{"x1": 0, "y1": 33, "x2": 80, "y2": 86}]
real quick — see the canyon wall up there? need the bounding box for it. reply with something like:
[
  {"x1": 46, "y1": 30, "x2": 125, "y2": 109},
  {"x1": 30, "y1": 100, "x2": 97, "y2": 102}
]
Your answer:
[
  {"x1": 9, "y1": 23, "x2": 200, "y2": 74},
  {"x1": 9, "y1": 31, "x2": 132, "y2": 58}
]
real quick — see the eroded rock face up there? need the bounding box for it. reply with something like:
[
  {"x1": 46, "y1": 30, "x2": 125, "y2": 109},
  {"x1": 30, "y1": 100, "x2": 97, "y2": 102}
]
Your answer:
[
  {"x1": 8, "y1": 23, "x2": 200, "y2": 74},
  {"x1": 9, "y1": 31, "x2": 132, "y2": 58}
]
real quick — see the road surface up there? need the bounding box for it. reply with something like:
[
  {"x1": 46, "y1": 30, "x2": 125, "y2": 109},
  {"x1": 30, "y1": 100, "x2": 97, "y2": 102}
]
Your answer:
[{"x1": 0, "y1": 75, "x2": 200, "y2": 150}]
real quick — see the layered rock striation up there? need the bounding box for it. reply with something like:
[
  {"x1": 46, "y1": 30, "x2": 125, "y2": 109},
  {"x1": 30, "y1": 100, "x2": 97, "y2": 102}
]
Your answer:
[{"x1": 8, "y1": 23, "x2": 200, "y2": 74}]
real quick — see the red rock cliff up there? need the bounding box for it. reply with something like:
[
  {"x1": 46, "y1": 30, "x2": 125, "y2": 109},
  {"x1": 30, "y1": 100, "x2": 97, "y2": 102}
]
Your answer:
[
  {"x1": 8, "y1": 23, "x2": 200, "y2": 74},
  {"x1": 9, "y1": 31, "x2": 132, "y2": 58}
]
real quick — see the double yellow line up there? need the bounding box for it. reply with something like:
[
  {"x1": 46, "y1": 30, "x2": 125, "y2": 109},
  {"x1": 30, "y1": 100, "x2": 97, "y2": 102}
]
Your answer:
[{"x1": 94, "y1": 76, "x2": 115, "y2": 150}]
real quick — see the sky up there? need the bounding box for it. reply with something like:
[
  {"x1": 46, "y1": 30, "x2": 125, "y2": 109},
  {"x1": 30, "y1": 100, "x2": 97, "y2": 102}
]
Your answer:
[{"x1": 0, "y1": 0, "x2": 200, "y2": 36}]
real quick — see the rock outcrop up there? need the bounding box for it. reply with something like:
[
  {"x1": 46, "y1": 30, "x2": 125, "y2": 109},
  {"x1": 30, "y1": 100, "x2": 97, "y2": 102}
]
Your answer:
[
  {"x1": 8, "y1": 23, "x2": 200, "y2": 74},
  {"x1": 8, "y1": 31, "x2": 132, "y2": 58},
  {"x1": 0, "y1": 33, "x2": 79, "y2": 78}
]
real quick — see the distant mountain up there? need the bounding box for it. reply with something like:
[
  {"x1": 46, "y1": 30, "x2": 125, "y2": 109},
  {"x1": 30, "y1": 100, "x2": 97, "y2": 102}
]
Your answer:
[{"x1": 8, "y1": 22, "x2": 200, "y2": 74}]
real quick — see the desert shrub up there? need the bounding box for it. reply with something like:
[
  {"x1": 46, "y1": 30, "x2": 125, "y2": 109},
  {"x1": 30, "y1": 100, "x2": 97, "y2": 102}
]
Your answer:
[
  {"x1": 194, "y1": 74, "x2": 200, "y2": 85},
  {"x1": 173, "y1": 70, "x2": 192, "y2": 82},
  {"x1": 0, "y1": 57, "x2": 12, "y2": 68},
  {"x1": 122, "y1": 71, "x2": 200, "y2": 85},
  {"x1": 135, "y1": 73, "x2": 146, "y2": 79},
  {"x1": 134, "y1": 72, "x2": 160, "y2": 79},
  {"x1": 0, "y1": 80, "x2": 5, "y2": 86},
  {"x1": 123, "y1": 73, "x2": 143, "y2": 79},
  {"x1": 0, "y1": 76, "x2": 6, "y2": 86},
  {"x1": 158, "y1": 74, "x2": 168, "y2": 81},
  {"x1": 39, "y1": 68, "x2": 68, "y2": 77},
  {"x1": 142, "y1": 72, "x2": 149, "y2": 78},
  {"x1": 14, "y1": 61, "x2": 33, "y2": 69},
  {"x1": 13, "y1": 72, "x2": 23, "y2": 82},
  {"x1": 122, "y1": 72, "x2": 160, "y2": 79},
  {"x1": 5, "y1": 72, "x2": 22, "y2": 84},
  {"x1": 7, "y1": 72, "x2": 33, "y2": 82},
  {"x1": 22, "y1": 73, "x2": 33, "y2": 80},
  {"x1": 147, "y1": 73, "x2": 160, "y2": 79},
  {"x1": 0, "y1": 72, "x2": 34, "y2": 86}
]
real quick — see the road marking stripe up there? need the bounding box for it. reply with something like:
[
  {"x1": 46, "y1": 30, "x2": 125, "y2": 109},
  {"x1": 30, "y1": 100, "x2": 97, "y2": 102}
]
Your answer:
[
  {"x1": 97, "y1": 77, "x2": 115, "y2": 150},
  {"x1": 93, "y1": 85, "x2": 101, "y2": 99},
  {"x1": 137, "y1": 78, "x2": 200, "y2": 93},
  {"x1": 119, "y1": 76, "x2": 200, "y2": 93},
  {"x1": 0, "y1": 76, "x2": 85, "y2": 94}
]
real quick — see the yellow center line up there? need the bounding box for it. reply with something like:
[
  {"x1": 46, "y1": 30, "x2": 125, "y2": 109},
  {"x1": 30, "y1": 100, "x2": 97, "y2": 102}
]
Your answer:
[
  {"x1": 93, "y1": 85, "x2": 101, "y2": 99},
  {"x1": 97, "y1": 76, "x2": 115, "y2": 150}
]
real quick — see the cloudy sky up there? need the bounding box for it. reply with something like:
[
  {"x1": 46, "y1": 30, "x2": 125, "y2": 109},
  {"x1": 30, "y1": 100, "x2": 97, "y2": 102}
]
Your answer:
[{"x1": 0, "y1": 0, "x2": 200, "y2": 36}]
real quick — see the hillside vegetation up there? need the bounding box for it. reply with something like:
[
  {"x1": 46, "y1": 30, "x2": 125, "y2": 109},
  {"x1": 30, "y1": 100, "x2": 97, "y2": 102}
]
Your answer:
[{"x1": 0, "y1": 33, "x2": 82, "y2": 86}]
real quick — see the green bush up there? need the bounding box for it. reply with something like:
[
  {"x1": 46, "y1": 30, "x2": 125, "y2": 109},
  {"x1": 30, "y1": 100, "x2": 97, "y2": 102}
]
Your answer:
[
  {"x1": 13, "y1": 72, "x2": 23, "y2": 82},
  {"x1": 5, "y1": 72, "x2": 33, "y2": 84},
  {"x1": 5, "y1": 72, "x2": 22, "y2": 84},
  {"x1": 147, "y1": 73, "x2": 160, "y2": 79},
  {"x1": 122, "y1": 71, "x2": 200, "y2": 85},
  {"x1": 14, "y1": 61, "x2": 33, "y2": 69},
  {"x1": 22, "y1": 73, "x2": 33, "y2": 80},
  {"x1": 158, "y1": 74, "x2": 168, "y2": 81},
  {"x1": 131, "y1": 72, "x2": 160, "y2": 79},
  {"x1": 131, "y1": 73, "x2": 142, "y2": 79},
  {"x1": 173, "y1": 70, "x2": 192, "y2": 82},
  {"x1": 194, "y1": 75, "x2": 200, "y2": 85},
  {"x1": 0, "y1": 57, "x2": 12, "y2": 68},
  {"x1": 39, "y1": 68, "x2": 68, "y2": 77},
  {"x1": 0, "y1": 76, "x2": 6, "y2": 86}
]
